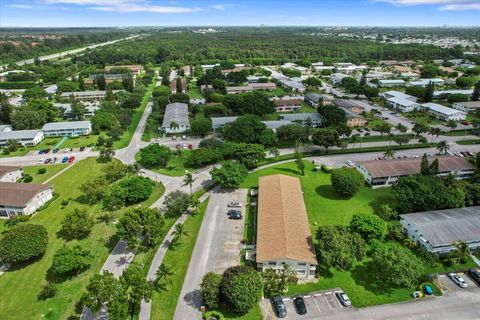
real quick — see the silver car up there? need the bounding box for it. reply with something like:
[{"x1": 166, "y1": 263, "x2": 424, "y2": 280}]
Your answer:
[
  {"x1": 336, "y1": 291, "x2": 351, "y2": 306},
  {"x1": 228, "y1": 201, "x2": 242, "y2": 208},
  {"x1": 449, "y1": 273, "x2": 468, "y2": 288}
]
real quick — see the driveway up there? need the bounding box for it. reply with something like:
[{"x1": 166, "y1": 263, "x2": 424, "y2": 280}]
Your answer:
[{"x1": 173, "y1": 188, "x2": 248, "y2": 320}]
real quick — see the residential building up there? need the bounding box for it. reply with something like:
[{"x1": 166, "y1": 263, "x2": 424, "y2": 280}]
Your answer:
[
  {"x1": 85, "y1": 73, "x2": 125, "y2": 85},
  {"x1": 279, "y1": 79, "x2": 305, "y2": 92},
  {"x1": 0, "y1": 125, "x2": 12, "y2": 133},
  {"x1": 422, "y1": 102, "x2": 467, "y2": 121},
  {"x1": 182, "y1": 65, "x2": 192, "y2": 76},
  {"x1": 378, "y1": 79, "x2": 406, "y2": 88},
  {"x1": 226, "y1": 86, "x2": 253, "y2": 94},
  {"x1": 433, "y1": 89, "x2": 473, "y2": 99},
  {"x1": 262, "y1": 120, "x2": 292, "y2": 131},
  {"x1": 355, "y1": 156, "x2": 476, "y2": 187},
  {"x1": 400, "y1": 72, "x2": 420, "y2": 80},
  {"x1": 251, "y1": 82, "x2": 276, "y2": 91},
  {"x1": 170, "y1": 78, "x2": 187, "y2": 94},
  {"x1": 379, "y1": 60, "x2": 398, "y2": 65},
  {"x1": 280, "y1": 113, "x2": 322, "y2": 127},
  {"x1": 105, "y1": 65, "x2": 144, "y2": 74},
  {"x1": 0, "y1": 166, "x2": 23, "y2": 182},
  {"x1": 305, "y1": 93, "x2": 323, "y2": 107},
  {"x1": 200, "y1": 64, "x2": 220, "y2": 71},
  {"x1": 55, "y1": 103, "x2": 99, "y2": 119},
  {"x1": 408, "y1": 78, "x2": 445, "y2": 87},
  {"x1": 226, "y1": 83, "x2": 276, "y2": 94},
  {"x1": 331, "y1": 73, "x2": 349, "y2": 85},
  {"x1": 42, "y1": 121, "x2": 92, "y2": 137},
  {"x1": 256, "y1": 175, "x2": 317, "y2": 280},
  {"x1": 272, "y1": 98, "x2": 302, "y2": 112},
  {"x1": 211, "y1": 116, "x2": 238, "y2": 132},
  {"x1": 344, "y1": 109, "x2": 367, "y2": 127},
  {"x1": 200, "y1": 84, "x2": 214, "y2": 93},
  {"x1": 382, "y1": 90, "x2": 418, "y2": 102},
  {"x1": 334, "y1": 99, "x2": 366, "y2": 114},
  {"x1": 452, "y1": 101, "x2": 480, "y2": 113},
  {"x1": 60, "y1": 90, "x2": 123, "y2": 101},
  {"x1": 337, "y1": 66, "x2": 367, "y2": 74},
  {"x1": 0, "y1": 182, "x2": 53, "y2": 217},
  {"x1": 160, "y1": 103, "x2": 190, "y2": 134},
  {"x1": 0, "y1": 130, "x2": 44, "y2": 146},
  {"x1": 387, "y1": 96, "x2": 422, "y2": 112},
  {"x1": 400, "y1": 206, "x2": 480, "y2": 255},
  {"x1": 313, "y1": 66, "x2": 335, "y2": 72}
]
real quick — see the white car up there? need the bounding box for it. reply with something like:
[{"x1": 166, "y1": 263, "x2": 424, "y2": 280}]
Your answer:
[
  {"x1": 63, "y1": 148, "x2": 69, "y2": 153},
  {"x1": 345, "y1": 160, "x2": 354, "y2": 167},
  {"x1": 336, "y1": 291, "x2": 351, "y2": 306},
  {"x1": 449, "y1": 273, "x2": 468, "y2": 288},
  {"x1": 228, "y1": 201, "x2": 242, "y2": 208},
  {"x1": 38, "y1": 158, "x2": 45, "y2": 164}
]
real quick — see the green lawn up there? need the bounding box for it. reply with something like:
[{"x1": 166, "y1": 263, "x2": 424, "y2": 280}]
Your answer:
[
  {"x1": 265, "y1": 87, "x2": 285, "y2": 97},
  {"x1": 457, "y1": 139, "x2": 480, "y2": 145},
  {"x1": 22, "y1": 164, "x2": 69, "y2": 183},
  {"x1": 150, "y1": 198, "x2": 210, "y2": 320},
  {"x1": 0, "y1": 158, "x2": 165, "y2": 320},
  {"x1": 300, "y1": 101, "x2": 317, "y2": 113},
  {"x1": 136, "y1": 149, "x2": 193, "y2": 177},
  {"x1": 114, "y1": 82, "x2": 155, "y2": 149},
  {"x1": 187, "y1": 84, "x2": 204, "y2": 99},
  {"x1": 347, "y1": 134, "x2": 414, "y2": 143}
]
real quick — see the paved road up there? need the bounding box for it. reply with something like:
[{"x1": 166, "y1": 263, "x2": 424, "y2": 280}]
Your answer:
[
  {"x1": 173, "y1": 188, "x2": 248, "y2": 320},
  {"x1": 1, "y1": 35, "x2": 141, "y2": 69}
]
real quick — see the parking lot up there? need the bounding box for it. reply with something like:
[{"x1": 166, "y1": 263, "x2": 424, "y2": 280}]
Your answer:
[
  {"x1": 260, "y1": 289, "x2": 355, "y2": 320},
  {"x1": 437, "y1": 272, "x2": 480, "y2": 294}
]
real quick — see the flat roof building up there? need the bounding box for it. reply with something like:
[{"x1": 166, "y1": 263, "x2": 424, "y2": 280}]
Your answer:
[
  {"x1": 356, "y1": 156, "x2": 476, "y2": 187},
  {"x1": 382, "y1": 90, "x2": 417, "y2": 102},
  {"x1": 452, "y1": 101, "x2": 480, "y2": 114},
  {"x1": 272, "y1": 98, "x2": 302, "y2": 112},
  {"x1": 0, "y1": 130, "x2": 44, "y2": 146},
  {"x1": 256, "y1": 175, "x2": 317, "y2": 280},
  {"x1": 60, "y1": 90, "x2": 123, "y2": 101},
  {"x1": 105, "y1": 64, "x2": 144, "y2": 74},
  {"x1": 422, "y1": 102, "x2": 467, "y2": 121},
  {"x1": 408, "y1": 78, "x2": 445, "y2": 87},
  {"x1": 42, "y1": 121, "x2": 92, "y2": 137},
  {"x1": 378, "y1": 79, "x2": 406, "y2": 87},
  {"x1": 387, "y1": 96, "x2": 422, "y2": 112},
  {"x1": 160, "y1": 103, "x2": 190, "y2": 134},
  {"x1": 400, "y1": 206, "x2": 480, "y2": 255},
  {"x1": 0, "y1": 182, "x2": 53, "y2": 218}
]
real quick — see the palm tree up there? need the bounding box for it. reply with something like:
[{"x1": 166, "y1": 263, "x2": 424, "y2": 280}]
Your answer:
[
  {"x1": 453, "y1": 241, "x2": 471, "y2": 264},
  {"x1": 383, "y1": 147, "x2": 396, "y2": 160},
  {"x1": 349, "y1": 134, "x2": 359, "y2": 149},
  {"x1": 182, "y1": 172, "x2": 196, "y2": 194},
  {"x1": 127, "y1": 162, "x2": 142, "y2": 175},
  {"x1": 395, "y1": 123, "x2": 407, "y2": 133},
  {"x1": 268, "y1": 147, "x2": 280, "y2": 158},
  {"x1": 190, "y1": 198, "x2": 201, "y2": 215},
  {"x1": 155, "y1": 263, "x2": 175, "y2": 288},
  {"x1": 172, "y1": 223, "x2": 189, "y2": 243},
  {"x1": 436, "y1": 140, "x2": 449, "y2": 155},
  {"x1": 429, "y1": 127, "x2": 442, "y2": 142}
]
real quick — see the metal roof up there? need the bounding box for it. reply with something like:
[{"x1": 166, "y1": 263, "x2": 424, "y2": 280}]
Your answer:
[
  {"x1": 281, "y1": 113, "x2": 321, "y2": 122},
  {"x1": 0, "y1": 130, "x2": 42, "y2": 140},
  {"x1": 161, "y1": 103, "x2": 189, "y2": 128},
  {"x1": 400, "y1": 206, "x2": 480, "y2": 248},
  {"x1": 42, "y1": 121, "x2": 91, "y2": 131},
  {"x1": 423, "y1": 103, "x2": 465, "y2": 116}
]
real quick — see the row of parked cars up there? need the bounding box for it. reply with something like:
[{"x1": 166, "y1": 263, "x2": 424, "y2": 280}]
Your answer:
[
  {"x1": 38, "y1": 147, "x2": 86, "y2": 155},
  {"x1": 272, "y1": 291, "x2": 351, "y2": 318},
  {"x1": 226, "y1": 201, "x2": 242, "y2": 220},
  {"x1": 38, "y1": 156, "x2": 75, "y2": 164}
]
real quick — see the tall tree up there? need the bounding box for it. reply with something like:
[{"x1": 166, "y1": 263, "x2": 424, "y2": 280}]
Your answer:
[
  {"x1": 312, "y1": 128, "x2": 341, "y2": 152},
  {"x1": 472, "y1": 80, "x2": 480, "y2": 101},
  {"x1": 423, "y1": 81, "x2": 434, "y2": 102},
  {"x1": 182, "y1": 172, "x2": 196, "y2": 194}
]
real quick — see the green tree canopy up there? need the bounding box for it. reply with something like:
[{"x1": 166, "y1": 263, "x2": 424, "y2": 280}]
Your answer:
[
  {"x1": 211, "y1": 160, "x2": 249, "y2": 189},
  {"x1": 0, "y1": 224, "x2": 48, "y2": 264},
  {"x1": 220, "y1": 266, "x2": 263, "y2": 314}
]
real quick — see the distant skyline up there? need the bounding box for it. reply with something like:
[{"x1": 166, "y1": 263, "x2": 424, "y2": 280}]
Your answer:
[{"x1": 1, "y1": 0, "x2": 480, "y2": 28}]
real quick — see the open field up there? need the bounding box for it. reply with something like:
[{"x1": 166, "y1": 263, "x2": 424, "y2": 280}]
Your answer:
[
  {"x1": 0, "y1": 158, "x2": 165, "y2": 320},
  {"x1": 22, "y1": 164, "x2": 69, "y2": 183}
]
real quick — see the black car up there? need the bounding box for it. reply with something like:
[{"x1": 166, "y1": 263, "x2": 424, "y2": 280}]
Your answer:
[
  {"x1": 53, "y1": 148, "x2": 59, "y2": 153},
  {"x1": 229, "y1": 211, "x2": 242, "y2": 220},
  {"x1": 293, "y1": 296, "x2": 307, "y2": 315},
  {"x1": 79, "y1": 146, "x2": 85, "y2": 151},
  {"x1": 44, "y1": 148, "x2": 51, "y2": 154},
  {"x1": 468, "y1": 268, "x2": 480, "y2": 285},
  {"x1": 271, "y1": 296, "x2": 287, "y2": 318},
  {"x1": 227, "y1": 209, "x2": 240, "y2": 216}
]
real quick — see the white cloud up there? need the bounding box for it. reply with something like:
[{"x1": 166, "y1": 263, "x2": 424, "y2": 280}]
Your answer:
[
  {"x1": 6, "y1": 4, "x2": 35, "y2": 9},
  {"x1": 210, "y1": 4, "x2": 226, "y2": 11},
  {"x1": 375, "y1": 0, "x2": 480, "y2": 10},
  {"x1": 439, "y1": 3, "x2": 480, "y2": 10},
  {"x1": 42, "y1": 0, "x2": 203, "y2": 13}
]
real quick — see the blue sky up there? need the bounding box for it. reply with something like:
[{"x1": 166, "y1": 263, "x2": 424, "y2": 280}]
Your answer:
[{"x1": 1, "y1": 0, "x2": 479, "y2": 27}]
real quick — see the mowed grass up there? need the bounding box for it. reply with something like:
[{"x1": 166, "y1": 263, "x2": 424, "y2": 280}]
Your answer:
[
  {"x1": 150, "y1": 199, "x2": 210, "y2": 320},
  {"x1": 240, "y1": 161, "x2": 395, "y2": 228},
  {"x1": 22, "y1": 164, "x2": 69, "y2": 183},
  {"x1": 0, "y1": 158, "x2": 165, "y2": 320},
  {"x1": 135, "y1": 149, "x2": 192, "y2": 177}
]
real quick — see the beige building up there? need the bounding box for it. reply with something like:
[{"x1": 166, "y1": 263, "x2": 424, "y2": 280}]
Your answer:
[
  {"x1": 273, "y1": 98, "x2": 302, "y2": 112},
  {"x1": 256, "y1": 174, "x2": 317, "y2": 280},
  {"x1": 0, "y1": 166, "x2": 23, "y2": 182},
  {"x1": 105, "y1": 64, "x2": 144, "y2": 74},
  {"x1": 0, "y1": 182, "x2": 53, "y2": 217}
]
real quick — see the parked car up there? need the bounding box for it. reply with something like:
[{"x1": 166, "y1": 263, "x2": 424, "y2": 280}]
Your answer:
[
  {"x1": 44, "y1": 148, "x2": 51, "y2": 154},
  {"x1": 336, "y1": 291, "x2": 351, "y2": 306},
  {"x1": 68, "y1": 156, "x2": 75, "y2": 163},
  {"x1": 79, "y1": 146, "x2": 85, "y2": 151},
  {"x1": 467, "y1": 268, "x2": 480, "y2": 285},
  {"x1": 44, "y1": 158, "x2": 51, "y2": 164},
  {"x1": 229, "y1": 211, "x2": 242, "y2": 220},
  {"x1": 271, "y1": 296, "x2": 287, "y2": 318},
  {"x1": 51, "y1": 157, "x2": 57, "y2": 164},
  {"x1": 228, "y1": 201, "x2": 242, "y2": 208},
  {"x1": 64, "y1": 148, "x2": 69, "y2": 153},
  {"x1": 293, "y1": 296, "x2": 307, "y2": 315},
  {"x1": 61, "y1": 156, "x2": 69, "y2": 163},
  {"x1": 412, "y1": 291, "x2": 423, "y2": 299},
  {"x1": 449, "y1": 273, "x2": 468, "y2": 288},
  {"x1": 188, "y1": 144, "x2": 193, "y2": 150},
  {"x1": 182, "y1": 143, "x2": 188, "y2": 149},
  {"x1": 181, "y1": 135, "x2": 187, "y2": 140},
  {"x1": 38, "y1": 158, "x2": 45, "y2": 164},
  {"x1": 423, "y1": 285, "x2": 433, "y2": 295},
  {"x1": 53, "y1": 148, "x2": 59, "y2": 153},
  {"x1": 38, "y1": 150, "x2": 44, "y2": 155},
  {"x1": 345, "y1": 160, "x2": 354, "y2": 167}
]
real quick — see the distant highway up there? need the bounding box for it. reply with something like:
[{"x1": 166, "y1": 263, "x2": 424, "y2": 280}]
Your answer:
[{"x1": 1, "y1": 34, "x2": 142, "y2": 69}]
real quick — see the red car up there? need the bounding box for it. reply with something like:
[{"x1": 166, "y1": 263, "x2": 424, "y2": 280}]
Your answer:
[
  {"x1": 68, "y1": 156, "x2": 75, "y2": 163},
  {"x1": 188, "y1": 144, "x2": 193, "y2": 150}
]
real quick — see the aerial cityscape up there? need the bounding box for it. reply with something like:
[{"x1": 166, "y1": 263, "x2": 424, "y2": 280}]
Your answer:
[{"x1": 0, "y1": 1, "x2": 479, "y2": 320}]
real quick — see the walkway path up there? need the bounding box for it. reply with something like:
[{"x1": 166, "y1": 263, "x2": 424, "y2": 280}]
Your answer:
[{"x1": 42, "y1": 163, "x2": 74, "y2": 184}]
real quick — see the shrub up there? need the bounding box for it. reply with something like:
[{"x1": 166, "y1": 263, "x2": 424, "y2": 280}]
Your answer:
[
  {"x1": 139, "y1": 144, "x2": 172, "y2": 167},
  {"x1": 203, "y1": 311, "x2": 225, "y2": 320},
  {"x1": 220, "y1": 266, "x2": 263, "y2": 314},
  {"x1": 60, "y1": 208, "x2": 94, "y2": 239},
  {"x1": 23, "y1": 174, "x2": 33, "y2": 183},
  {"x1": 51, "y1": 245, "x2": 93, "y2": 276},
  {"x1": 37, "y1": 168, "x2": 47, "y2": 174},
  {"x1": 350, "y1": 213, "x2": 387, "y2": 242},
  {"x1": 330, "y1": 167, "x2": 364, "y2": 196},
  {"x1": 210, "y1": 161, "x2": 248, "y2": 189},
  {"x1": 38, "y1": 282, "x2": 57, "y2": 300},
  {"x1": 201, "y1": 272, "x2": 222, "y2": 309},
  {"x1": 0, "y1": 224, "x2": 48, "y2": 264}
]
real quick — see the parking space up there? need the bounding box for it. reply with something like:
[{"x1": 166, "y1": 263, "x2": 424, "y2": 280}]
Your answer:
[
  {"x1": 437, "y1": 273, "x2": 480, "y2": 294},
  {"x1": 260, "y1": 289, "x2": 355, "y2": 320}
]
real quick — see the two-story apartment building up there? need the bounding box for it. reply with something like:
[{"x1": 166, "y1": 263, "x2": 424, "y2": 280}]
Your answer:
[
  {"x1": 0, "y1": 166, "x2": 23, "y2": 182},
  {"x1": 0, "y1": 182, "x2": 53, "y2": 218},
  {"x1": 42, "y1": 121, "x2": 92, "y2": 137}
]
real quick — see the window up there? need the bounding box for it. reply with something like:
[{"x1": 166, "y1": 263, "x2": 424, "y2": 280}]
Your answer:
[
  {"x1": 268, "y1": 261, "x2": 276, "y2": 266},
  {"x1": 298, "y1": 263, "x2": 306, "y2": 266},
  {"x1": 297, "y1": 269, "x2": 306, "y2": 275}
]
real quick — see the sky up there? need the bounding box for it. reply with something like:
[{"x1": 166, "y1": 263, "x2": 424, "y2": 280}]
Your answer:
[{"x1": 1, "y1": 0, "x2": 479, "y2": 28}]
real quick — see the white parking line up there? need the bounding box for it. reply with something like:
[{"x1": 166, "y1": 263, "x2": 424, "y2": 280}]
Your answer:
[
  {"x1": 322, "y1": 293, "x2": 333, "y2": 310},
  {"x1": 310, "y1": 294, "x2": 322, "y2": 312}
]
